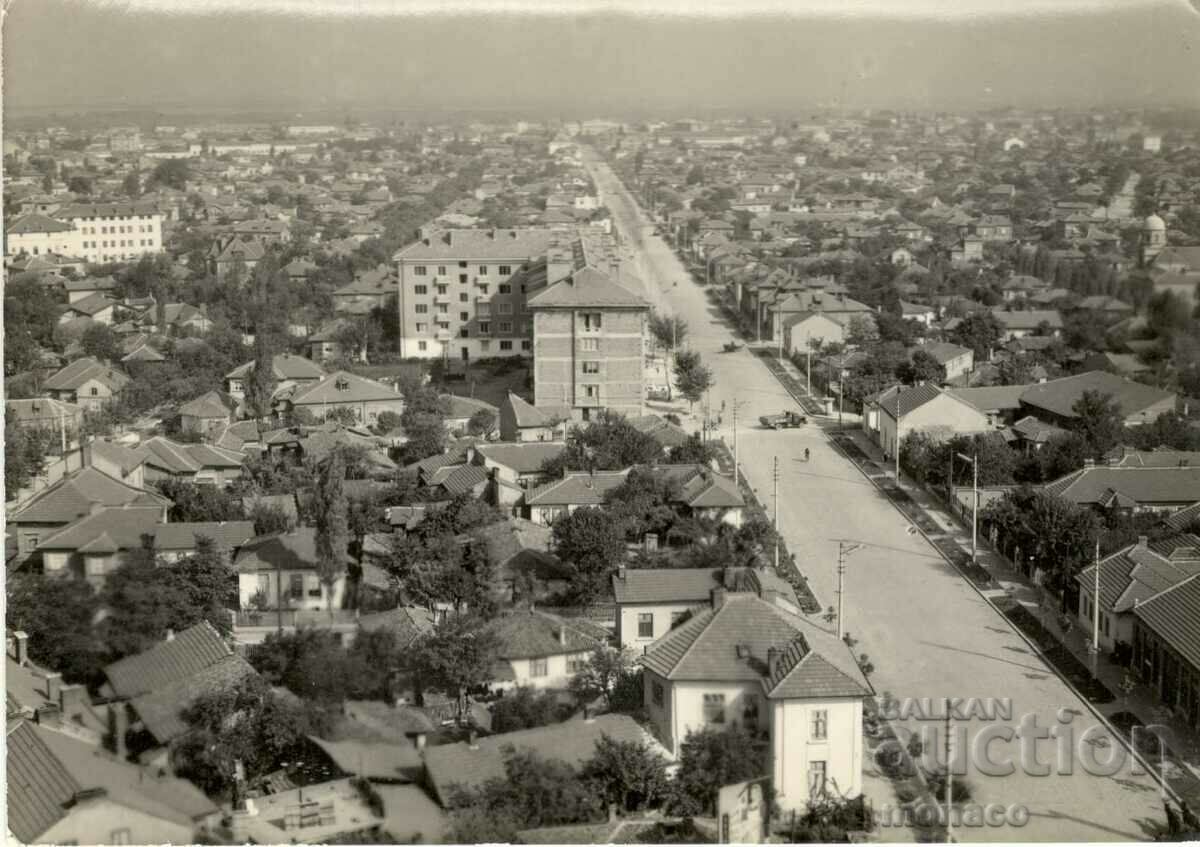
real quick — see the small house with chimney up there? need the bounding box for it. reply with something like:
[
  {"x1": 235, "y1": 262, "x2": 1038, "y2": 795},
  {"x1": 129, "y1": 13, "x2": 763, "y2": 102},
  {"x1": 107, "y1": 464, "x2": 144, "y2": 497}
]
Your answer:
[{"x1": 483, "y1": 608, "x2": 607, "y2": 690}]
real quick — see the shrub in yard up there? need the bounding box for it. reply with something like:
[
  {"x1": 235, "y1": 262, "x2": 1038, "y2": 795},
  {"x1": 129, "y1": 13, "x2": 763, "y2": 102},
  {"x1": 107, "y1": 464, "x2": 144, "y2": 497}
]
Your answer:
[{"x1": 923, "y1": 768, "x2": 972, "y2": 804}]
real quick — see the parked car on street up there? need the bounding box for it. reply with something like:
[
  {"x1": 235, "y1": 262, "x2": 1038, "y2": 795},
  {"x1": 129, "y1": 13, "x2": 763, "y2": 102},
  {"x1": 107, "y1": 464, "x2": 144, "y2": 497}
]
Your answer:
[{"x1": 759, "y1": 411, "x2": 807, "y2": 429}]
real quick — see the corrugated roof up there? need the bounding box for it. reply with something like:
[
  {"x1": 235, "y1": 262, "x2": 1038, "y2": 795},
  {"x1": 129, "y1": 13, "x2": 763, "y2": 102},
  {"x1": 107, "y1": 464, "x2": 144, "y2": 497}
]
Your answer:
[{"x1": 103, "y1": 621, "x2": 231, "y2": 700}]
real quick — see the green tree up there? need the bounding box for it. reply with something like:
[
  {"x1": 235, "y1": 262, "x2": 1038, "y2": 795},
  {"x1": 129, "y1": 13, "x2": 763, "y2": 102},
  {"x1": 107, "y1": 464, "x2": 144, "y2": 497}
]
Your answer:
[
  {"x1": 5, "y1": 274, "x2": 62, "y2": 373},
  {"x1": 313, "y1": 449, "x2": 350, "y2": 610},
  {"x1": 491, "y1": 687, "x2": 567, "y2": 733},
  {"x1": 409, "y1": 615, "x2": 497, "y2": 722},
  {"x1": 399, "y1": 386, "x2": 449, "y2": 464},
  {"x1": 553, "y1": 507, "x2": 627, "y2": 604},
  {"x1": 4, "y1": 422, "x2": 57, "y2": 501},
  {"x1": 541, "y1": 410, "x2": 662, "y2": 477},
  {"x1": 156, "y1": 479, "x2": 246, "y2": 523},
  {"x1": 6, "y1": 574, "x2": 104, "y2": 686},
  {"x1": 649, "y1": 311, "x2": 689, "y2": 357},
  {"x1": 122, "y1": 170, "x2": 141, "y2": 198},
  {"x1": 1070, "y1": 389, "x2": 1125, "y2": 458},
  {"x1": 898, "y1": 349, "x2": 943, "y2": 384},
  {"x1": 149, "y1": 158, "x2": 191, "y2": 191},
  {"x1": 673, "y1": 350, "x2": 715, "y2": 413},
  {"x1": 582, "y1": 734, "x2": 671, "y2": 813},
  {"x1": 466, "y1": 408, "x2": 497, "y2": 438},
  {"x1": 951, "y1": 312, "x2": 1004, "y2": 359},
  {"x1": 79, "y1": 323, "x2": 122, "y2": 362},
  {"x1": 568, "y1": 644, "x2": 636, "y2": 707},
  {"x1": 248, "y1": 628, "x2": 369, "y2": 705},
  {"x1": 667, "y1": 726, "x2": 768, "y2": 817},
  {"x1": 604, "y1": 467, "x2": 682, "y2": 542},
  {"x1": 983, "y1": 486, "x2": 1100, "y2": 593}
]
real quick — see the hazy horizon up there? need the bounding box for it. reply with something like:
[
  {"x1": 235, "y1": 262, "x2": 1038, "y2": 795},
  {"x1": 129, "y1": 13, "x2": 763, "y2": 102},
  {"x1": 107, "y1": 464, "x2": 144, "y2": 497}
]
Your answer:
[{"x1": 4, "y1": 0, "x2": 1200, "y2": 117}]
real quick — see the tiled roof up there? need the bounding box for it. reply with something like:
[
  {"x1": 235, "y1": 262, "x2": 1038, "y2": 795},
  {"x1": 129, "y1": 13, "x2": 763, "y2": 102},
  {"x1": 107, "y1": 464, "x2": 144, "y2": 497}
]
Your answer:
[
  {"x1": 5, "y1": 397, "x2": 83, "y2": 426},
  {"x1": 89, "y1": 439, "x2": 147, "y2": 474},
  {"x1": 12, "y1": 466, "x2": 168, "y2": 525},
  {"x1": 991, "y1": 309, "x2": 1063, "y2": 329},
  {"x1": 501, "y1": 391, "x2": 566, "y2": 429},
  {"x1": 524, "y1": 470, "x2": 630, "y2": 507},
  {"x1": 921, "y1": 342, "x2": 972, "y2": 365},
  {"x1": 476, "y1": 442, "x2": 566, "y2": 475},
  {"x1": 394, "y1": 228, "x2": 556, "y2": 262},
  {"x1": 289, "y1": 370, "x2": 402, "y2": 406},
  {"x1": 442, "y1": 394, "x2": 498, "y2": 420},
  {"x1": 357, "y1": 606, "x2": 437, "y2": 647},
  {"x1": 178, "y1": 389, "x2": 236, "y2": 419},
  {"x1": 131, "y1": 654, "x2": 258, "y2": 743},
  {"x1": 7, "y1": 213, "x2": 74, "y2": 234},
  {"x1": 1077, "y1": 535, "x2": 1200, "y2": 612},
  {"x1": 1010, "y1": 415, "x2": 1069, "y2": 444},
  {"x1": 947, "y1": 385, "x2": 1029, "y2": 412},
  {"x1": 1043, "y1": 466, "x2": 1200, "y2": 507},
  {"x1": 423, "y1": 714, "x2": 653, "y2": 807},
  {"x1": 233, "y1": 527, "x2": 351, "y2": 574},
  {"x1": 36, "y1": 506, "x2": 161, "y2": 553},
  {"x1": 627, "y1": 415, "x2": 691, "y2": 450},
  {"x1": 438, "y1": 463, "x2": 489, "y2": 495},
  {"x1": 8, "y1": 719, "x2": 215, "y2": 843},
  {"x1": 44, "y1": 357, "x2": 130, "y2": 392},
  {"x1": 225, "y1": 353, "x2": 327, "y2": 383},
  {"x1": 103, "y1": 621, "x2": 231, "y2": 700},
  {"x1": 612, "y1": 567, "x2": 719, "y2": 605},
  {"x1": 55, "y1": 201, "x2": 160, "y2": 219},
  {"x1": 1133, "y1": 574, "x2": 1200, "y2": 671},
  {"x1": 640, "y1": 593, "x2": 872, "y2": 700},
  {"x1": 526, "y1": 267, "x2": 649, "y2": 309},
  {"x1": 873, "y1": 382, "x2": 943, "y2": 419},
  {"x1": 1106, "y1": 448, "x2": 1200, "y2": 469},
  {"x1": 1165, "y1": 501, "x2": 1200, "y2": 532},
  {"x1": 152, "y1": 520, "x2": 256, "y2": 552},
  {"x1": 1019, "y1": 371, "x2": 1175, "y2": 420},
  {"x1": 65, "y1": 292, "x2": 117, "y2": 316},
  {"x1": 648, "y1": 464, "x2": 744, "y2": 510},
  {"x1": 485, "y1": 608, "x2": 604, "y2": 660}
]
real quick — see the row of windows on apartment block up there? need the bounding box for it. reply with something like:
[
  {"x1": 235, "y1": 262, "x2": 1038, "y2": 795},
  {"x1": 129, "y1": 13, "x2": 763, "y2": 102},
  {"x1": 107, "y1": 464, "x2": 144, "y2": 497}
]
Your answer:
[
  {"x1": 78, "y1": 224, "x2": 156, "y2": 235},
  {"x1": 414, "y1": 339, "x2": 530, "y2": 353},
  {"x1": 411, "y1": 263, "x2": 517, "y2": 277},
  {"x1": 413, "y1": 296, "x2": 519, "y2": 311},
  {"x1": 649, "y1": 680, "x2": 832, "y2": 743},
  {"x1": 412, "y1": 283, "x2": 521, "y2": 297},
  {"x1": 82, "y1": 239, "x2": 156, "y2": 249}
]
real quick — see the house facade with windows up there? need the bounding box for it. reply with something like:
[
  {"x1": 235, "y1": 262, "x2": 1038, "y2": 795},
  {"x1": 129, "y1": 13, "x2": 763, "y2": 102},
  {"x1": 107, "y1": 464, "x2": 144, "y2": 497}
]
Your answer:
[
  {"x1": 641, "y1": 589, "x2": 872, "y2": 813},
  {"x1": 483, "y1": 608, "x2": 606, "y2": 690},
  {"x1": 527, "y1": 266, "x2": 649, "y2": 421},
  {"x1": 5, "y1": 202, "x2": 164, "y2": 264},
  {"x1": 233, "y1": 528, "x2": 350, "y2": 611},
  {"x1": 279, "y1": 370, "x2": 406, "y2": 426},
  {"x1": 43, "y1": 357, "x2": 130, "y2": 411}
]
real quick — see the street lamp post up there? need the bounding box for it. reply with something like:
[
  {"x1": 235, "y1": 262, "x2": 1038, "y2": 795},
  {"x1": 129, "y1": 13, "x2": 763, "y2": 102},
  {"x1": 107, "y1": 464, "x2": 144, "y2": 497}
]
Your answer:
[{"x1": 836, "y1": 541, "x2": 863, "y2": 641}]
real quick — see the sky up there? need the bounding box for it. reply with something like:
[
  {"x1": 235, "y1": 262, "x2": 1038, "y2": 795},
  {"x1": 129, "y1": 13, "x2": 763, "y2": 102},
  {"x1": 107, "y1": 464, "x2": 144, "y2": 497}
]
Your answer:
[{"x1": 4, "y1": 0, "x2": 1200, "y2": 115}]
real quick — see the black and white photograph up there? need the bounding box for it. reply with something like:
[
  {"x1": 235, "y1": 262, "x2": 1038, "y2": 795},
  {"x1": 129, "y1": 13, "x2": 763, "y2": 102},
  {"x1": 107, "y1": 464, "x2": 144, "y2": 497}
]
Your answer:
[{"x1": 3, "y1": 0, "x2": 1200, "y2": 843}]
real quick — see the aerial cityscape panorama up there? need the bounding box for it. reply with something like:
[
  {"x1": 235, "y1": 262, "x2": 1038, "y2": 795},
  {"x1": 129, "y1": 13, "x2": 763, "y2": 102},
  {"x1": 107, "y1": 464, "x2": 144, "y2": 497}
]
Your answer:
[{"x1": 3, "y1": 0, "x2": 1200, "y2": 843}]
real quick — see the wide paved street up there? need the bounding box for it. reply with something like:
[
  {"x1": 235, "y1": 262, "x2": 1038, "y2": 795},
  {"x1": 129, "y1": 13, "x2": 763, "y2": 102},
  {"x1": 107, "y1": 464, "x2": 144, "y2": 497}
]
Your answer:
[{"x1": 583, "y1": 149, "x2": 1168, "y2": 842}]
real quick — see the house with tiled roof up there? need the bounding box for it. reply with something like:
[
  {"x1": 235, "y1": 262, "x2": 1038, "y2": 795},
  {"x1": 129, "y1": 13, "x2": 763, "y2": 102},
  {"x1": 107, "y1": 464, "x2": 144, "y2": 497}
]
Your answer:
[
  {"x1": 151, "y1": 520, "x2": 256, "y2": 563},
  {"x1": 1018, "y1": 371, "x2": 1176, "y2": 428},
  {"x1": 6, "y1": 719, "x2": 218, "y2": 845},
  {"x1": 484, "y1": 607, "x2": 606, "y2": 689},
  {"x1": 990, "y1": 308, "x2": 1064, "y2": 341},
  {"x1": 6, "y1": 632, "x2": 107, "y2": 741},
  {"x1": 178, "y1": 389, "x2": 237, "y2": 438},
  {"x1": 43, "y1": 356, "x2": 130, "y2": 411},
  {"x1": 5, "y1": 397, "x2": 84, "y2": 435},
  {"x1": 641, "y1": 588, "x2": 872, "y2": 813},
  {"x1": 137, "y1": 436, "x2": 245, "y2": 487},
  {"x1": 524, "y1": 469, "x2": 630, "y2": 525},
  {"x1": 497, "y1": 390, "x2": 569, "y2": 442},
  {"x1": 234, "y1": 527, "x2": 352, "y2": 612},
  {"x1": 224, "y1": 352, "x2": 326, "y2": 404},
  {"x1": 60, "y1": 292, "x2": 117, "y2": 325},
  {"x1": 1042, "y1": 461, "x2": 1200, "y2": 515},
  {"x1": 37, "y1": 505, "x2": 163, "y2": 585},
  {"x1": 1075, "y1": 533, "x2": 1200, "y2": 653},
  {"x1": 209, "y1": 234, "x2": 266, "y2": 281},
  {"x1": 1165, "y1": 501, "x2": 1200, "y2": 533},
  {"x1": 464, "y1": 518, "x2": 567, "y2": 603},
  {"x1": 612, "y1": 565, "x2": 801, "y2": 650},
  {"x1": 9, "y1": 466, "x2": 170, "y2": 561},
  {"x1": 864, "y1": 382, "x2": 992, "y2": 460},
  {"x1": 281, "y1": 370, "x2": 405, "y2": 427}
]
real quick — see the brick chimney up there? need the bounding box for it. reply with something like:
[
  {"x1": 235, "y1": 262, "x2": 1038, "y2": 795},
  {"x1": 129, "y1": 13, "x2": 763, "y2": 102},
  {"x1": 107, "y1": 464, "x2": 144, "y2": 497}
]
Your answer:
[
  {"x1": 45, "y1": 673, "x2": 63, "y2": 704},
  {"x1": 558, "y1": 625, "x2": 568, "y2": 646},
  {"x1": 767, "y1": 647, "x2": 781, "y2": 678},
  {"x1": 10, "y1": 631, "x2": 29, "y2": 666},
  {"x1": 108, "y1": 703, "x2": 130, "y2": 759},
  {"x1": 59, "y1": 684, "x2": 89, "y2": 718}
]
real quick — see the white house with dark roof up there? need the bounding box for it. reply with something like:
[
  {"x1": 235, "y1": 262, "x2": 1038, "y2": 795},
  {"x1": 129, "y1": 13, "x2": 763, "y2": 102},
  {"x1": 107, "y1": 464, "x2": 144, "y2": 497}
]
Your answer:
[
  {"x1": 483, "y1": 607, "x2": 606, "y2": 690},
  {"x1": 524, "y1": 469, "x2": 630, "y2": 525},
  {"x1": 864, "y1": 382, "x2": 992, "y2": 459},
  {"x1": 280, "y1": 370, "x2": 405, "y2": 426},
  {"x1": 497, "y1": 390, "x2": 569, "y2": 442},
  {"x1": 43, "y1": 357, "x2": 130, "y2": 411},
  {"x1": 641, "y1": 589, "x2": 872, "y2": 813},
  {"x1": 224, "y1": 352, "x2": 327, "y2": 403}
]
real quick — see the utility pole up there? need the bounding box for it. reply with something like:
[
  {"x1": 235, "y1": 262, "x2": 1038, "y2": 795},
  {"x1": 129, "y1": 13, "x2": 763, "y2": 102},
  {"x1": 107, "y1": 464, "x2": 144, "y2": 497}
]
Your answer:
[
  {"x1": 834, "y1": 541, "x2": 862, "y2": 641},
  {"x1": 1091, "y1": 538, "x2": 1101, "y2": 654},
  {"x1": 806, "y1": 346, "x2": 812, "y2": 396},
  {"x1": 773, "y1": 456, "x2": 780, "y2": 571},
  {"x1": 945, "y1": 697, "x2": 954, "y2": 843}
]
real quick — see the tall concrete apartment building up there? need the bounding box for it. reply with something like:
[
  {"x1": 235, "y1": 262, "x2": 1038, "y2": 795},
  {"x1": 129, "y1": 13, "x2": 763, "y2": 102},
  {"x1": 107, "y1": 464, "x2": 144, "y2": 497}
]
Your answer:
[
  {"x1": 391, "y1": 227, "x2": 626, "y2": 362},
  {"x1": 527, "y1": 265, "x2": 650, "y2": 421}
]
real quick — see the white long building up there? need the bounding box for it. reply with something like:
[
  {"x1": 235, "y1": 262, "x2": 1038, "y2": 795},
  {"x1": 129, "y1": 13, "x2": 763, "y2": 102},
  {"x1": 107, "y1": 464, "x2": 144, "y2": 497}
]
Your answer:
[{"x1": 5, "y1": 201, "x2": 164, "y2": 264}]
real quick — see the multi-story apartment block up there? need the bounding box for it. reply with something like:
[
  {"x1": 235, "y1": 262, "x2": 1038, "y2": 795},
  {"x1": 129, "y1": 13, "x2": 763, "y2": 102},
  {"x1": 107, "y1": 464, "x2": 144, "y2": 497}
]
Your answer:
[
  {"x1": 527, "y1": 264, "x2": 649, "y2": 421},
  {"x1": 6, "y1": 202, "x2": 164, "y2": 264},
  {"x1": 392, "y1": 227, "x2": 626, "y2": 363}
]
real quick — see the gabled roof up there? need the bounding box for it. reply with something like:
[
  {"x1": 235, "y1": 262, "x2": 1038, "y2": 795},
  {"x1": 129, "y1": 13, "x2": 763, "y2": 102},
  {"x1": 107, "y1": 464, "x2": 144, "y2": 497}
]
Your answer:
[
  {"x1": 1044, "y1": 466, "x2": 1200, "y2": 507},
  {"x1": 234, "y1": 527, "x2": 352, "y2": 574},
  {"x1": 103, "y1": 621, "x2": 232, "y2": 701},
  {"x1": 7, "y1": 720, "x2": 217, "y2": 843},
  {"x1": 640, "y1": 593, "x2": 872, "y2": 699},
  {"x1": 526, "y1": 266, "x2": 649, "y2": 309},
  {"x1": 612, "y1": 567, "x2": 719, "y2": 605},
  {"x1": 500, "y1": 391, "x2": 566, "y2": 429},
  {"x1": 64, "y1": 292, "x2": 117, "y2": 316},
  {"x1": 5, "y1": 397, "x2": 83, "y2": 425},
  {"x1": 649, "y1": 464, "x2": 744, "y2": 509},
  {"x1": 138, "y1": 437, "x2": 244, "y2": 473},
  {"x1": 1165, "y1": 501, "x2": 1200, "y2": 532},
  {"x1": 946, "y1": 385, "x2": 1028, "y2": 412},
  {"x1": 873, "y1": 382, "x2": 944, "y2": 419},
  {"x1": 524, "y1": 469, "x2": 630, "y2": 507},
  {"x1": 12, "y1": 467, "x2": 169, "y2": 525},
  {"x1": 627, "y1": 414, "x2": 691, "y2": 450},
  {"x1": 225, "y1": 353, "x2": 327, "y2": 383},
  {"x1": 152, "y1": 520, "x2": 256, "y2": 552},
  {"x1": 921, "y1": 342, "x2": 972, "y2": 365},
  {"x1": 1019, "y1": 371, "x2": 1175, "y2": 420},
  {"x1": 178, "y1": 389, "x2": 237, "y2": 420},
  {"x1": 990, "y1": 309, "x2": 1064, "y2": 330},
  {"x1": 476, "y1": 442, "x2": 566, "y2": 475},
  {"x1": 437, "y1": 463, "x2": 489, "y2": 495},
  {"x1": 394, "y1": 228, "x2": 556, "y2": 262},
  {"x1": 7, "y1": 213, "x2": 74, "y2": 234},
  {"x1": 1010, "y1": 415, "x2": 1069, "y2": 444},
  {"x1": 131, "y1": 653, "x2": 258, "y2": 743},
  {"x1": 288, "y1": 370, "x2": 402, "y2": 406},
  {"x1": 1077, "y1": 534, "x2": 1200, "y2": 613},
  {"x1": 89, "y1": 439, "x2": 147, "y2": 475},
  {"x1": 44, "y1": 357, "x2": 130, "y2": 393},
  {"x1": 1132, "y1": 574, "x2": 1200, "y2": 672}
]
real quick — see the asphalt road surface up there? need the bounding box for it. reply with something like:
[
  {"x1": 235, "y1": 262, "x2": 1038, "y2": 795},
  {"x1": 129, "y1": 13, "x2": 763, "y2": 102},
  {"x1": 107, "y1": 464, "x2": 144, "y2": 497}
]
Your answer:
[{"x1": 583, "y1": 148, "x2": 1167, "y2": 842}]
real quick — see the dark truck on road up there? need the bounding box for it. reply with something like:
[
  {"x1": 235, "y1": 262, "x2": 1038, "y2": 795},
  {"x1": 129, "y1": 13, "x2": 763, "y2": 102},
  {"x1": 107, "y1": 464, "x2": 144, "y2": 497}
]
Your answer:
[{"x1": 759, "y1": 411, "x2": 807, "y2": 429}]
